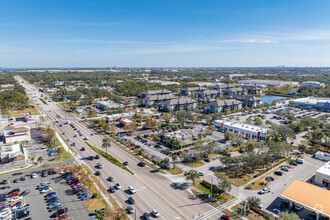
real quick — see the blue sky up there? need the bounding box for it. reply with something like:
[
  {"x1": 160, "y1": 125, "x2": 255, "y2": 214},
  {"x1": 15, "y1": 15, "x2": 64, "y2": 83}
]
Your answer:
[{"x1": 1, "y1": 0, "x2": 330, "y2": 67}]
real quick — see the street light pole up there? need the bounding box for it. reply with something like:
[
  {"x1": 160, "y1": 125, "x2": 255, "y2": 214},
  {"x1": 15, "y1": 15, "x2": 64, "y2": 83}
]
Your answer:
[{"x1": 98, "y1": 171, "x2": 101, "y2": 198}]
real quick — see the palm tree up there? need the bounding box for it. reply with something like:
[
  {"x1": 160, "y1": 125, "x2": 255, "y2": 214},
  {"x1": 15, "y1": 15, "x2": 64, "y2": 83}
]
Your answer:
[
  {"x1": 102, "y1": 138, "x2": 111, "y2": 155},
  {"x1": 37, "y1": 156, "x2": 44, "y2": 164}
]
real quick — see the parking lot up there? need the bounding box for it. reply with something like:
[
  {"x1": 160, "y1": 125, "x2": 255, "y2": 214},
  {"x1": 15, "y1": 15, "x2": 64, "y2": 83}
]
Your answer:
[{"x1": 0, "y1": 171, "x2": 92, "y2": 219}]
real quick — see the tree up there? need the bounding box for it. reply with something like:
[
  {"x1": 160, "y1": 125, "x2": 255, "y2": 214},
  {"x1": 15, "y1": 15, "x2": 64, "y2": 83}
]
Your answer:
[
  {"x1": 102, "y1": 138, "x2": 111, "y2": 155},
  {"x1": 96, "y1": 209, "x2": 107, "y2": 220},
  {"x1": 37, "y1": 156, "x2": 44, "y2": 164},
  {"x1": 56, "y1": 147, "x2": 65, "y2": 159},
  {"x1": 254, "y1": 118, "x2": 263, "y2": 126},
  {"x1": 176, "y1": 111, "x2": 192, "y2": 126},
  {"x1": 279, "y1": 211, "x2": 301, "y2": 220},
  {"x1": 214, "y1": 171, "x2": 231, "y2": 195},
  {"x1": 88, "y1": 110, "x2": 96, "y2": 118},
  {"x1": 224, "y1": 131, "x2": 234, "y2": 140},
  {"x1": 184, "y1": 170, "x2": 200, "y2": 186},
  {"x1": 269, "y1": 124, "x2": 295, "y2": 142},
  {"x1": 247, "y1": 196, "x2": 261, "y2": 208},
  {"x1": 171, "y1": 154, "x2": 178, "y2": 167}
]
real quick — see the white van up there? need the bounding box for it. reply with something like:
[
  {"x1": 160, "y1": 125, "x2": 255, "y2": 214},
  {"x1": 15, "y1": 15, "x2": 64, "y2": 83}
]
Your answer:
[{"x1": 296, "y1": 158, "x2": 304, "y2": 164}]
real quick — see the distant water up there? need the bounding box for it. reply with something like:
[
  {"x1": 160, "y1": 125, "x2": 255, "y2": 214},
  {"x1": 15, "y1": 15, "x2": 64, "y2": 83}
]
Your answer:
[
  {"x1": 288, "y1": 89, "x2": 298, "y2": 94},
  {"x1": 261, "y1": 95, "x2": 287, "y2": 104}
]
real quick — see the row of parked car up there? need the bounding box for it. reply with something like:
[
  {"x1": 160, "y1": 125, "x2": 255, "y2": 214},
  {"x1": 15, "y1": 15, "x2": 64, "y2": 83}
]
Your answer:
[
  {"x1": 61, "y1": 170, "x2": 92, "y2": 201},
  {"x1": 0, "y1": 187, "x2": 31, "y2": 220}
]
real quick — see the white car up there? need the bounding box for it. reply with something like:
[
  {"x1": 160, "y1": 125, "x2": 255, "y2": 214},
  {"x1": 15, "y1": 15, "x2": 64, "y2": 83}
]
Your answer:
[
  {"x1": 294, "y1": 204, "x2": 303, "y2": 211},
  {"x1": 281, "y1": 166, "x2": 290, "y2": 171},
  {"x1": 152, "y1": 209, "x2": 160, "y2": 217},
  {"x1": 198, "y1": 171, "x2": 204, "y2": 176},
  {"x1": 31, "y1": 173, "x2": 37, "y2": 178},
  {"x1": 258, "y1": 187, "x2": 270, "y2": 194},
  {"x1": 128, "y1": 186, "x2": 136, "y2": 194},
  {"x1": 41, "y1": 186, "x2": 52, "y2": 193},
  {"x1": 9, "y1": 196, "x2": 22, "y2": 203},
  {"x1": 115, "y1": 183, "x2": 121, "y2": 189}
]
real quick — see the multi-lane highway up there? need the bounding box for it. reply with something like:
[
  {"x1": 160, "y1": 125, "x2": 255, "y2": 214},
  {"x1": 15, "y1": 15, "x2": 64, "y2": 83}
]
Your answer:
[{"x1": 16, "y1": 76, "x2": 217, "y2": 220}]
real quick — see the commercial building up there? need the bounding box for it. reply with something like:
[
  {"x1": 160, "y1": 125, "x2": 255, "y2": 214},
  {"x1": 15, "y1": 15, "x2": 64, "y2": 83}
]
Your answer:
[
  {"x1": 241, "y1": 86, "x2": 263, "y2": 94},
  {"x1": 3, "y1": 126, "x2": 31, "y2": 144},
  {"x1": 301, "y1": 81, "x2": 325, "y2": 89},
  {"x1": 227, "y1": 95, "x2": 262, "y2": 107},
  {"x1": 0, "y1": 144, "x2": 23, "y2": 164},
  {"x1": 140, "y1": 89, "x2": 172, "y2": 99},
  {"x1": 292, "y1": 97, "x2": 330, "y2": 112},
  {"x1": 207, "y1": 99, "x2": 243, "y2": 113},
  {"x1": 119, "y1": 117, "x2": 134, "y2": 126},
  {"x1": 142, "y1": 95, "x2": 174, "y2": 106},
  {"x1": 213, "y1": 120, "x2": 268, "y2": 141},
  {"x1": 314, "y1": 161, "x2": 330, "y2": 188},
  {"x1": 180, "y1": 87, "x2": 207, "y2": 96},
  {"x1": 54, "y1": 81, "x2": 65, "y2": 86},
  {"x1": 281, "y1": 180, "x2": 330, "y2": 219},
  {"x1": 105, "y1": 113, "x2": 134, "y2": 123},
  {"x1": 238, "y1": 80, "x2": 299, "y2": 87},
  {"x1": 96, "y1": 100, "x2": 124, "y2": 110},
  {"x1": 159, "y1": 97, "x2": 197, "y2": 111}
]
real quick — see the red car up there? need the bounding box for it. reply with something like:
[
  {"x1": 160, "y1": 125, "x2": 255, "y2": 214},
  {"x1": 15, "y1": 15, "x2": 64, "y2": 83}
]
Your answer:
[
  {"x1": 76, "y1": 188, "x2": 85, "y2": 193},
  {"x1": 221, "y1": 215, "x2": 231, "y2": 220},
  {"x1": 71, "y1": 182, "x2": 80, "y2": 187},
  {"x1": 56, "y1": 213, "x2": 68, "y2": 220},
  {"x1": 8, "y1": 191, "x2": 19, "y2": 197},
  {"x1": 130, "y1": 143, "x2": 136, "y2": 147},
  {"x1": 220, "y1": 140, "x2": 227, "y2": 144}
]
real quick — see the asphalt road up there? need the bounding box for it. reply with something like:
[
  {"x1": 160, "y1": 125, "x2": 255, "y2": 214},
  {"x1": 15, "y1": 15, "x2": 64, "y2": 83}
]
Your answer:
[{"x1": 16, "y1": 76, "x2": 217, "y2": 220}]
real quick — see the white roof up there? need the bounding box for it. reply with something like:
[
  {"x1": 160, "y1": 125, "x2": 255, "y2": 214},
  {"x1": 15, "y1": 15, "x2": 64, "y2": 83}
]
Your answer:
[
  {"x1": 316, "y1": 161, "x2": 330, "y2": 176},
  {"x1": 214, "y1": 120, "x2": 269, "y2": 133},
  {"x1": 293, "y1": 97, "x2": 330, "y2": 104}
]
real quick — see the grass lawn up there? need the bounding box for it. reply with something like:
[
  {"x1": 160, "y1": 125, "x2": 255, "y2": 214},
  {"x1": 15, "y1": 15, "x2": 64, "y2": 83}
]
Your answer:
[
  {"x1": 222, "y1": 209, "x2": 243, "y2": 220},
  {"x1": 168, "y1": 166, "x2": 183, "y2": 175},
  {"x1": 195, "y1": 180, "x2": 234, "y2": 204},
  {"x1": 10, "y1": 107, "x2": 39, "y2": 117},
  {"x1": 187, "y1": 161, "x2": 205, "y2": 167},
  {"x1": 245, "y1": 178, "x2": 266, "y2": 190},
  {"x1": 54, "y1": 148, "x2": 73, "y2": 162}
]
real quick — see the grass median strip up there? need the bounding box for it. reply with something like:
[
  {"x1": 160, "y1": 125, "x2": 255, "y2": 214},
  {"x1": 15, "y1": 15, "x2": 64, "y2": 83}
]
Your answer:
[{"x1": 85, "y1": 141, "x2": 134, "y2": 175}]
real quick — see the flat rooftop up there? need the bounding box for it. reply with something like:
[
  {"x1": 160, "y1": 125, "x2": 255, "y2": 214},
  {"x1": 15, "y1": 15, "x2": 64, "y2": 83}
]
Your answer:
[
  {"x1": 293, "y1": 97, "x2": 330, "y2": 104},
  {"x1": 316, "y1": 161, "x2": 330, "y2": 176},
  {"x1": 281, "y1": 179, "x2": 330, "y2": 217},
  {"x1": 214, "y1": 120, "x2": 269, "y2": 133}
]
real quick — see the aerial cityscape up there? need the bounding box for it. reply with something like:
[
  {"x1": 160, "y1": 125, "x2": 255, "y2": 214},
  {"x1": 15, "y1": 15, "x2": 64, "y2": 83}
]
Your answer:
[{"x1": 0, "y1": 1, "x2": 329, "y2": 220}]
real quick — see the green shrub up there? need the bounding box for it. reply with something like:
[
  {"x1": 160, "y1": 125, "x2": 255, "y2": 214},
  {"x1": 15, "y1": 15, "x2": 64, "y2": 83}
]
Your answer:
[{"x1": 92, "y1": 192, "x2": 98, "y2": 198}]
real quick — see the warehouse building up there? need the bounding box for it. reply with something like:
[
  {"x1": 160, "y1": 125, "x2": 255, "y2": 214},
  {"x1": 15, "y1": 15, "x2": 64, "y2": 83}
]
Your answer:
[
  {"x1": 238, "y1": 79, "x2": 299, "y2": 87},
  {"x1": 301, "y1": 81, "x2": 325, "y2": 89},
  {"x1": 292, "y1": 97, "x2": 330, "y2": 112},
  {"x1": 213, "y1": 120, "x2": 268, "y2": 140}
]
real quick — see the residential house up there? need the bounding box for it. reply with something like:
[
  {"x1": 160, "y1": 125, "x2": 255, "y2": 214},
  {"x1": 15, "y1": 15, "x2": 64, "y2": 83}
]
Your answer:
[
  {"x1": 140, "y1": 89, "x2": 172, "y2": 99},
  {"x1": 195, "y1": 90, "x2": 221, "y2": 99},
  {"x1": 227, "y1": 95, "x2": 262, "y2": 107},
  {"x1": 241, "y1": 86, "x2": 263, "y2": 94},
  {"x1": 207, "y1": 99, "x2": 243, "y2": 113},
  {"x1": 142, "y1": 95, "x2": 175, "y2": 106},
  {"x1": 180, "y1": 87, "x2": 207, "y2": 96},
  {"x1": 159, "y1": 97, "x2": 197, "y2": 111},
  {"x1": 223, "y1": 87, "x2": 248, "y2": 96}
]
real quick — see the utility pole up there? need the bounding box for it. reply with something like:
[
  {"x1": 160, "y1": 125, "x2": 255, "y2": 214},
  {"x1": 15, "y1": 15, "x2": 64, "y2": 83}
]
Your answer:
[
  {"x1": 98, "y1": 171, "x2": 101, "y2": 198},
  {"x1": 210, "y1": 177, "x2": 213, "y2": 200}
]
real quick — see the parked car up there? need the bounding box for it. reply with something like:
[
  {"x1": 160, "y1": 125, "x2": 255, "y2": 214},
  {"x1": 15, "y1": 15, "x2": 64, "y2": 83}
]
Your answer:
[
  {"x1": 41, "y1": 186, "x2": 52, "y2": 193},
  {"x1": 44, "y1": 192, "x2": 56, "y2": 199},
  {"x1": 50, "y1": 208, "x2": 68, "y2": 218},
  {"x1": 138, "y1": 161, "x2": 146, "y2": 167},
  {"x1": 107, "y1": 176, "x2": 114, "y2": 182},
  {"x1": 90, "y1": 208, "x2": 105, "y2": 216},
  {"x1": 128, "y1": 197, "x2": 135, "y2": 204},
  {"x1": 296, "y1": 158, "x2": 304, "y2": 164},
  {"x1": 128, "y1": 186, "x2": 136, "y2": 194},
  {"x1": 274, "y1": 171, "x2": 283, "y2": 176},
  {"x1": 47, "y1": 197, "x2": 59, "y2": 203},
  {"x1": 13, "y1": 178, "x2": 20, "y2": 183},
  {"x1": 42, "y1": 172, "x2": 48, "y2": 177},
  {"x1": 15, "y1": 209, "x2": 30, "y2": 219},
  {"x1": 31, "y1": 173, "x2": 37, "y2": 179},
  {"x1": 115, "y1": 183, "x2": 121, "y2": 189},
  {"x1": 198, "y1": 172, "x2": 204, "y2": 176},
  {"x1": 123, "y1": 161, "x2": 128, "y2": 166},
  {"x1": 48, "y1": 203, "x2": 62, "y2": 212},
  {"x1": 221, "y1": 214, "x2": 232, "y2": 220},
  {"x1": 127, "y1": 205, "x2": 134, "y2": 214},
  {"x1": 96, "y1": 163, "x2": 103, "y2": 169},
  {"x1": 94, "y1": 155, "x2": 100, "y2": 159},
  {"x1": 95, "y1": 171, "x2": 101, "y2": 176},
  {"x1": 143, "y1": 212, "x2": 151, "y2": 220},
  {"x1": 55, "y1": 213, "x2": 68, "y2": 220},
  {"x1": 20, "y1": 176, "x2": 26, "y2": 181},
  {"x1": 281, "y1": 166, "x2": 290, "y2": 171},
  {"x1": 152, "y1": 209, "x2": 160, "y2": 217},
  {"x1": 109, "y1": 186, "x2": 116, "y2": 193},
  {"x1": 220, "y1": 140, "x2": 227, "y2": 144},
  {"x1": 20, "y1": 189, "x2": 31, "y2": 197}
]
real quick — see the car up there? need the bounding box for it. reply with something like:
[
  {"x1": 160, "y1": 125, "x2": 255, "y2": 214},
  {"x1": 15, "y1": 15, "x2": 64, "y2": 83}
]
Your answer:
[
  {"x1": 109, "y1": 186, "x2": 116, "y2": 193},
  {"x1": 1, "y1": 180, "x2": 7, "y2": 185},
  {"x1": 221, "y1": 214, "x2": 232, "y2": 220},
  {"x1": 31, "y1": 173, "x2": 37, "y2": 179},
  {"x1": 198, "y1": 171, "x2": 204, "y2": 176},
  {"x1": 48, "y1": 201, "x2": 61, "y2": 209},
  {"x1": 95, "y1": 171, "x2": 101, "y2": 176},
  {"x1": 20, "y1": 189, "x2": 31, "y2": 197},
  {"x1": 123, "y1": 161, "x2": 128, "y2": 166},
  {"x1": 296, "y1": 158, "x2": 304, "y2": 164},
  {"x1": 55, "y1": 213, "x2": 68, "y2": 220},
  {"x1": 37, "y1": 182, "x2": 50, "y2": 189},
  {"x1": 128, "y1": 196, "x2": 135, "y2": 204},
  {"x1": 258, "y1": 187, "x2": 270, "y2": 194},
  {"x1": 81, "y1": 193, "x2": 92, "y2": 201},
  {"x1": 42, "y1": 171, "x2": 48, "y2": 177},
  {"x1": 127, "y1": 205, "x2": 134, "y2": 214},
  {"x1": 128, "y1": 186, "x2": 136, "y2": 194},
  {"x1": 94, "y1": 155, "x2": 100, "y2": 159},
  {"x1": 45, "y1": 192, "x2": 56, "y2": 199},
  {"x1": 10, "y1": 196, "x2": 22, "y2": 202},
  {"x1": 49, "y1": 204, "x2": 62, "y2": 212},
  {"x1": 281, "y1": 166, "x2": 290, "y2": 171},
  {"x1": 115, "y1": 183, "x2": 121, "y2": 189},
  {"x1": 47, "y1": 197, "x2": 59, "y2": 203},
  {"x1": 41, "y1": 186, "x2": 52, "y2": 193},
  {"x1": 96, "y1": 163, "x2": 103, "y2": 169},
  {"x1": 20, "y1": 176, "x2": 26, "y2": 181},
  {"x1": 90, "y1": 208, "x2": 105, "y2": 215},
  {"x1": 15, "y1": 209, "x2": 30, "y2": 219},
  {"x1": 87, "y1": 156, "x2": 94, "y2": 161},
  {"x1": 81, "y1": 147, "x2": 85, "y2": 151},
  {"x1": 13, "y1": 178, "x2": 20, "y2": 183},
  {"x1": 220, "y1": 139, "x2": 227, "y2": 144},
  {"x1": 107, "y1": 176, "x2": 114, "y2": 182},
  {"x1": 138, "y1": 161, "x2": 146, "y2": 167},
  {"x1": 294, "y1": 204, "x2": 303, "y2": 211},
  {"x1": 152, "y1": 209, "x2": 160, "y2": 217},
  {"x1": 274, "y1": 171, "x2": 283, "y2": 176},
  {"x1": 83, "y1": 136, "x2": 89, "y2": 140},
  {"x1": 73, "y1": 134, "x2": 77, "y2": 138},
  {"x1": 204, "y1": 158, "x2": 211, "y2": 163},
  {"x1": 7, "y1": 191, "x2": 19, "y2": 198},
  {"x1": 51, "y1": 208, "x2": 68, "y2": 218}
]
